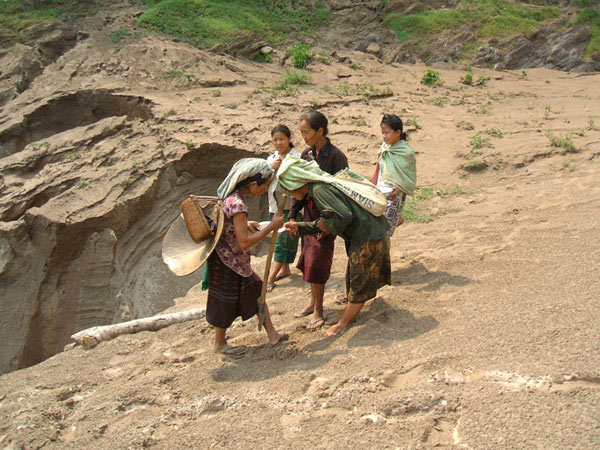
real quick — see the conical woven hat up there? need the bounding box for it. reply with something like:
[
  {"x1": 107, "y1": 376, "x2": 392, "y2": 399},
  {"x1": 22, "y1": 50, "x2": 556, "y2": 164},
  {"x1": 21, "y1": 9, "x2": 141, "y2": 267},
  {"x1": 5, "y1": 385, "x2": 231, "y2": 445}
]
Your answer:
[{"x1": 162, "y1": 197, "x2": 224, "y2": 276}]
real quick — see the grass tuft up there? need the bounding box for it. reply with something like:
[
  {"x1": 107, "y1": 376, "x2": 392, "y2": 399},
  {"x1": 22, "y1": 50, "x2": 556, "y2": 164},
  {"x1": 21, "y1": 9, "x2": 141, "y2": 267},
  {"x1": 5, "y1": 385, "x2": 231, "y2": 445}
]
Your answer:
[
  {"x1": 138, "y1": 0, "x2": 330, "y2": 49},
  {"x1": 421, "y1": 68, "x2": 442, "y2": 87}
]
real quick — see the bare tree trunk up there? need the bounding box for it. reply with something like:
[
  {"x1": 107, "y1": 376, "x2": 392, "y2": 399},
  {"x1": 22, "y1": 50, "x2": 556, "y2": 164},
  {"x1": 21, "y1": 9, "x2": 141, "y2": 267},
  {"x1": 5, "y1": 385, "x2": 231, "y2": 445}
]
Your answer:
[{"x1": 71, "y1": 308, "x2": 206, "y2": 349}]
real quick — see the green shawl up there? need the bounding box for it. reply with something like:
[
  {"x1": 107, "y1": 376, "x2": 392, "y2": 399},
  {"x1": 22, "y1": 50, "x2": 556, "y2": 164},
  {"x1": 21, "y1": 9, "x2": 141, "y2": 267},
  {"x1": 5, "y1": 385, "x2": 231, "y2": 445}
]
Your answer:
[{"x1": 379, "y1": 140, "x2": 416, "y2": 195}]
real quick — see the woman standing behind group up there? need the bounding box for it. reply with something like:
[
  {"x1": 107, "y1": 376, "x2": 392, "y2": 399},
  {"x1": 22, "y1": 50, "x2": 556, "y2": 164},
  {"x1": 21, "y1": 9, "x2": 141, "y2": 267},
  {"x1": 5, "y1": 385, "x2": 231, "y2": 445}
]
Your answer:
[
  {"x1": 265, "y1": 125, "x2": 301, "y2": 291},
  {"x1": 372, "y1": 114, "x2": 416, "y2": 236},
  {"x1": 289, "y1": 110, "x2": 348, "y2": 329}
]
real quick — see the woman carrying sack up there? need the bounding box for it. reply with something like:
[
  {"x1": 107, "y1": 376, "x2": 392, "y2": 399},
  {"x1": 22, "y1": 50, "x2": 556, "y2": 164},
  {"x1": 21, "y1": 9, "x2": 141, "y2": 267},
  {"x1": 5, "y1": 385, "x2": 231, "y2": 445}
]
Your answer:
[
  {"x1": 279, "y1": 157, "x2": 391, "y2": 336},
  {"x1": 289, "y1": 110, "x2": 349, "y2": 329}
]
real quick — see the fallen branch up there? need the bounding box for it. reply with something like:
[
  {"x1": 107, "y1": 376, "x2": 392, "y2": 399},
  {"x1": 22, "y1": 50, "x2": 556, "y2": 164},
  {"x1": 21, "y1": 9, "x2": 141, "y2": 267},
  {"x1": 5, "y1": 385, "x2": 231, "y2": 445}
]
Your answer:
[{"x1": 71, "y1": 308, "x2": 206, "y2": 349}]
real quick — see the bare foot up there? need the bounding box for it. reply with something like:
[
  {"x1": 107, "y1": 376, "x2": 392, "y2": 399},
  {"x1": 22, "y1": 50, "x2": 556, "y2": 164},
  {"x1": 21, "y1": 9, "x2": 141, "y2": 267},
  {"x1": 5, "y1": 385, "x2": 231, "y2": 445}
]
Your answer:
[
  {"x1": 269, "y1": 332, "x2": 289, "y2": 346},
  {"x1": 214, "y1": 342, "x2": 244, "y2": 356},
  {"x1": 293, "y1": 306, "x2": 314, "y2": 318},
  {"x1": 323, "y1": 324, "x2": 346, "y2": 336},
  {"x1": 326, "y1": 313, "x2": 342, "y2": 326},
  {"x1": 274, "y1": 269, "x2": 291, "y2": 281}
]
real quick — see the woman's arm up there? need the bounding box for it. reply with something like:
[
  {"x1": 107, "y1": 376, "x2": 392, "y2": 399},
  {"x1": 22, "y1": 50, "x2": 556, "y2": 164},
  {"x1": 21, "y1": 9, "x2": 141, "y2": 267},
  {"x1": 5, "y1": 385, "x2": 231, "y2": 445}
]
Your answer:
[{"x1": 233, "y1": 212, "x2": 283, "y2": 251}]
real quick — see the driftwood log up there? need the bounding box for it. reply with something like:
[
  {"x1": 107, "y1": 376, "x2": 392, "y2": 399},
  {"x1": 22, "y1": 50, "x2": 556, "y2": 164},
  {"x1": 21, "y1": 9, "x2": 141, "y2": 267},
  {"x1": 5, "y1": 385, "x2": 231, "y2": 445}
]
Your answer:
[{"x1": 71, "y1": 308, "x2": 206, "y2": 349}]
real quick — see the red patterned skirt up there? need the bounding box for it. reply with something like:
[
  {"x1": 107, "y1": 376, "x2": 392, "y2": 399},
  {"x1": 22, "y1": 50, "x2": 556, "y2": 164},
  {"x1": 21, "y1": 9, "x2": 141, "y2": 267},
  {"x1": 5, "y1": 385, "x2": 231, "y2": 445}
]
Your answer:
[{"x1": 296, "y1": 198, "x2": 336, "y2": 284}]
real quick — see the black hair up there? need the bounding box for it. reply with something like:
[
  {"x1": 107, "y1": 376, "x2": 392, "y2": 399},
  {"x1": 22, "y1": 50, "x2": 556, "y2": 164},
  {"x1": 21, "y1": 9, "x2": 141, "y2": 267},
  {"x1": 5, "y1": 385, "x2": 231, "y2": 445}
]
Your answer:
[
  {"x1": 234, "y1": 172, "x2": 271, "y2": 191},
  {"x1": 381, "y1": 114, "x2": 407, "y2": 141},
  {"x1": 300, "y1": 110, "x2": 328, "y2": 136},
  {"x1": 271, "y1": 124, "x2": 294, "y2": 148}
]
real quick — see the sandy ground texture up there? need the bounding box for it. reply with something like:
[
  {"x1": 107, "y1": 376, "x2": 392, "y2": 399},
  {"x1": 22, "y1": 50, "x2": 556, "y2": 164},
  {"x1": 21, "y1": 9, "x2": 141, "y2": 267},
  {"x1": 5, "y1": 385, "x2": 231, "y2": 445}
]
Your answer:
[{"x1": 1, "y1": 4, "x2": 600, "y2": 448}]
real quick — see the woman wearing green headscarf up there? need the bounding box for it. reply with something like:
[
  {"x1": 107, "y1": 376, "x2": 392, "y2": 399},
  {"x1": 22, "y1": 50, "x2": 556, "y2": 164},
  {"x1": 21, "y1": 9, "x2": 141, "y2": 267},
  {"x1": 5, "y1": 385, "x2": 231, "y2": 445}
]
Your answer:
[
  {"x1": 279, "y1": 156, "x2": 391, "y2": 336},
  {"x1": 205, "y1": 158, "x2": 287, "y2": 355}
]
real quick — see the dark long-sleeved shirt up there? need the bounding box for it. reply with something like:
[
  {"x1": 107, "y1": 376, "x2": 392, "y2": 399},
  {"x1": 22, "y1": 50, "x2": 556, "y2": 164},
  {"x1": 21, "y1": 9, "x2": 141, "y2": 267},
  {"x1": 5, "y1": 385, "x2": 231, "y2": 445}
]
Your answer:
[
  {"x1": 297, "y1": 183, "x2": 389, "y2": 256},
  {"x1": 289, "y1": 138, "x2": 348, "y2": 219}
]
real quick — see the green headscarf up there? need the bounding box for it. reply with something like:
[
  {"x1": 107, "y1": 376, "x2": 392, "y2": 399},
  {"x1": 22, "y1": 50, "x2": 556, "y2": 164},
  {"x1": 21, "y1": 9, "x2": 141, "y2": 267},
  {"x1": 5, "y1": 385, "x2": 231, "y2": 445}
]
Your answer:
[
  {"x1": 277, "y1": 156, "x2": 331, "y2": 191},
  {"x1": 278, "y1": 155, "x2": 388, "y2": 217},
  {"x1": 379, "y1": 140, "x2": 417, "y2": 195},
  {"x1": 217, "y1": 158, "x2": 273, "y2": 200}
]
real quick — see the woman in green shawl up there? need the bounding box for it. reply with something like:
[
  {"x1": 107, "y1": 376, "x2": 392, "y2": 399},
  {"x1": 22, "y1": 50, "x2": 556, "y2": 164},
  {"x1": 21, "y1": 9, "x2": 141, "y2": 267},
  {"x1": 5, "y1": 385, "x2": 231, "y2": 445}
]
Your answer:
[
  {"x1": 279, "y1": 157, "x2": 391, "y2": 336},
  {"x1": 371, "y1": 114, "x2": 417, "y2": 236}
]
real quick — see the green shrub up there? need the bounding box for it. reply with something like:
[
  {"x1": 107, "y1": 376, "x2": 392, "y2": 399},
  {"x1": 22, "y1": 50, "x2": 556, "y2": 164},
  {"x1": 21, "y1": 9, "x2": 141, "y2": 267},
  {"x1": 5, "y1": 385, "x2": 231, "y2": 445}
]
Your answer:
[
  {"x1": 403, "y1": 198, "x2": 431, "y2": 223},
  {"x1": 138, "y1": 0, "x2": 330, "y2": 49},
  {"x1": 110, "y1": 27, "x2": 131, "y2": 43},
  {"x1": 421, "y1": 68, "x2": 442, "y2": 86},
  {"x1": 287, "y1": 43, "x2": 311, "y2": 68},
  {"x1": 457, "y1": 120, "x2": 475, "y2": 130},
  {"x1": 317, "y1": 51, "x2": 331, "y2": 65},
  {"x1": 463, "y1": 159, "x2": 487, "y2": 172},
  {"x1": 460, "y1": 69, "x2": 474, "y2": 85},
  {"x1": 485, "y1": 128, "x2": 503, "y2": 138},
  {"x1": 576, "y1": 7, "x2": 600, "y2": 57},
  {"x1": 471, "y1": 131, "x2": 490, "y2": 149},
  {"x1": 545, "y1": 130, "x2": 577, "y2": 153},
  {"x1": 272, "y1": 69, "x2": 311, "y2": 95}
]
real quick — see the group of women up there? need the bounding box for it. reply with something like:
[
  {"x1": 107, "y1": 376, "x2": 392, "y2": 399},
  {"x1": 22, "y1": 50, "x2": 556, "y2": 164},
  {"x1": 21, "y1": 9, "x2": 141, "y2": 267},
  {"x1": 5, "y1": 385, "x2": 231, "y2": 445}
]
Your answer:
[{"x1": 202, "y1": 110, "x2": 416, "y2": 356}]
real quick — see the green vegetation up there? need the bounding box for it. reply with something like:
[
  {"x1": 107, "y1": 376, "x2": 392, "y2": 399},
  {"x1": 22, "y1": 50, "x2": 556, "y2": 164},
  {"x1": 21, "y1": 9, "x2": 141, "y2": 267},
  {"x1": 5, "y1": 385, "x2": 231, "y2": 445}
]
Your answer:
[
  {"x1": 403, "y1": 198, "x2": 431, "y2": 223},
  {"x1": 334, "y1": 82, "x2": 393, "y2": 99},
  {"x1": 138, "y1": 0, "x2": 330, "y2": 49},
  {"x1": 427, "y1": 96, "x2": 448, "y2": 107},
  {"x1": 405, "y1": 117, "x2": 422, "y2": 130},
  {"x1": 576, "y1": 5, "x2": 600, "y2": 57},
  {"x1": 463, "y1": 159, "x2": 487, "y2": 172},
  {"x1": 485, "y1": 127, "x2": 503, "y2": 138},
  {"x1": 421, "y1": 68, "x2": 442, "y2": 87},
  {"x1": 163, "y1": 69, "x2": 197, "y2": 83},
  {"x1": 460, "y1": 68, "x2": 474, "y2": 85},
  {"x1": 287, "y1": 43, "x2": 311, "y2": 68},
  {"x1": 75, "y1": 179, "x2": 87, "y2": 189},
  {"x1": 66, "y1": 149, "x2": 80, "y2": 162},
  {"x1": 385, "y1": 0, "x2": 561, "y2": 57},
  {"x1": 0, "y1": 0, "x2": 89, "y2": 41},
  {"x1": 316, "y1": 50, "x2": 331, "y2": 65},
  {"x1": 563, "y1": 157, "x2": 576, "y2": 172},
  {"x1": 271, "y1": 69, "x2": 311, "y2": 96},
  {"x1": 457, "y1": 120, "x2": 475, "y2": 130},
  {"x1": 110, "y1": 27, "x2": 131, "y2": 43},
  {"x1": 404, "y1": 185, "x2": 472, "y2": 223},
  {"x1": 348, "y1": 116, "x2": 368, "y2": 127},
  {"x1": 254, "y1": 52, "x2": 272, "y2": 63},
  {"x1": 471, "y1": 131, "x2": 491, "y2": 150},
  {"x1": 545, "y1": 130, "x2": 577, "y2": 153}
]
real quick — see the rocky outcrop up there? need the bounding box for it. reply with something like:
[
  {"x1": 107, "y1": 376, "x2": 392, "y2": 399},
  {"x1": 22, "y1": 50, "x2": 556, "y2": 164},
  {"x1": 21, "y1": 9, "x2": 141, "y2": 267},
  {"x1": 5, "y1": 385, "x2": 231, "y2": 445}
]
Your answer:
[
  {"x1": 493, "y1": 20, "x2": 600, "y2": 72},
  {"x1": 0, "y1": 90, "x2": 266, "y2": 374},
  {"x1": 0, "y1": 22, "x2": 78, "y2": 107}
]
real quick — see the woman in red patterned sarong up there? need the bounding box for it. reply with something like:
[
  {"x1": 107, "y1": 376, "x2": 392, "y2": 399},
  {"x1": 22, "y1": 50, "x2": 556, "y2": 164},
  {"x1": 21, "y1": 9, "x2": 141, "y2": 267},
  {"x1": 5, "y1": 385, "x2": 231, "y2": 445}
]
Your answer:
[{"x1": 288, "y1": 111, "x2": 348, "y2": 329}]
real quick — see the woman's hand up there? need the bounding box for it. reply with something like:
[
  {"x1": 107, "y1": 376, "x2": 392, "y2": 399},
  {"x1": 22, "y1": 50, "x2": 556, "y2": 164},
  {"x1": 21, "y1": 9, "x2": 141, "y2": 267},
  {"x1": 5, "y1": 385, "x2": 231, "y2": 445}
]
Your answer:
[
  {"x1": 387, "y1": 187, "x2": 401, "y2": 201},
  {"x1": 284, "y1": 221, "x2": 298, "y2": 237},
  {"x1": 270, "y1": 213, "x2": 284, "y2": 231},
  {"x1": 270, "y1": 158, "x2": 282, "y2": 172}
]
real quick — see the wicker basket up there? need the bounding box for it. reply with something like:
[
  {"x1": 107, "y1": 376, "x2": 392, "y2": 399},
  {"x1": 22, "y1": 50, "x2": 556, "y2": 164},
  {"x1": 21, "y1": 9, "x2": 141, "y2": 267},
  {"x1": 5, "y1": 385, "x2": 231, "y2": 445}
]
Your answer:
[{"x1": 181, "y1": 197, "x2": 213, "y2": 243}]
